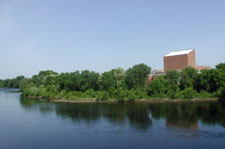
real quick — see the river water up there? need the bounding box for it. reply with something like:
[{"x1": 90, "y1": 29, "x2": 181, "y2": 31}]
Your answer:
[{"x1": 0, "y1": 89, "x2": 225, "y2": 149}]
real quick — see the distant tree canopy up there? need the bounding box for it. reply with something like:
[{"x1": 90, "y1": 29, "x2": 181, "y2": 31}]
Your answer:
[
  {"x1": 196, "y1": 69, "x2": 225, "y2": 93},
  {"x1": 179, "y1": 67, "x2": 198, "y2": 90},
  {"x1": 0, "y1": 76, "x2": 25, "y2": 88},
  {"x1": 99, "y1": 68, "x2": 125, "y2": 91},
  {"x1": 1, "y1": 62, "x2": 225, "y2": 101},
  {"x1": 0, "y1": 79, "x2": 4, "y2": 88},
  {"x1": 216, "y1": 63, "x2": 225, "y2": 71},
  {"x1": 125, "y1": 64, "x2": 151, "y2": 89},
  {"x1": 146, "y1": 76, "x2": 167, "y2": 98},
  {"x1": 147, "y1": 65, "x2": 225, "y2": 100}
]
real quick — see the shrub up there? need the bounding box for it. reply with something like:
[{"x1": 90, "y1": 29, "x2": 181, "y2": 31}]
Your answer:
[
  {"x1": 96, "y1": 91, "x2": 110, "y2": 101},
  {"x1": 84, "y1": 89, "x2": 96, "y2": 98},
  {"x1": 127, "y1": 90, "x2": 138, "y2": 102},
  {"x1": 166, "y1": 88, "x2": 181, "y2": 99},
  {"x1": 147, "y1": 77, "x2": 166, "y2": 98},
  {"x1": 218, "y1": 86, "x2": 225, "y2": 101},
  {"x1": 102, "y1": 92, "x2": 110, "y2": 101},
  {"x1": 114, "y1": 89, "x2": 128, "y2": 100},
  {"x1": 196, "y1": 90, "x2": 210, "y2": 98},
  {"x1": 181, "y1": 87, "x2": 196, "y2": 99},
  {"x1": 29, "y1": 87, "x2": 39, "y2": 96}
]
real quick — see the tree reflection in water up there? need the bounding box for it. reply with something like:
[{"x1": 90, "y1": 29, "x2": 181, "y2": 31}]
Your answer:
[
  {"x1": 20, "y1": 98, "x2": 225, "y2": 131},
  {"x1": 149, "y1": 102, "x2": 225, "y2": 129}
]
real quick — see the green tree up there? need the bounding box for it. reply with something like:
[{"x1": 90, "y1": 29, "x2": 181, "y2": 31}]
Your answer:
[
  {"x1": 99, "y1": 68, "x2": 125, "y2": 91},
  {"x1": 125, "y1": 63, "x2": 151, "y2": 89},
  {"x1": 114, "y1": 68, "x2": 126, "y2": 88},
  {"x1": 78, "y1": 70, "x2": 99, "y2": 91},
  {"x1": 32, "y1": 70, "x2": 58, "y2": 87},
  {"x1": 165, "y1": 70, "x2": 180, "y2": 99},
  {"x1": 0, "y1": 76, "x2": 25, "y2": 88},
  {"x1": 196, "y1": 69, "x2": 225, "y2": 93},
  {"x1": 0, "y1": 80, "x2": 3, "y2": 87},
  {"x1": 179, "y1": 67, "x2": 198, "y2": 90},
  {"x1": 19, "y1": 78, "x2": 35, "y2": 92},
  {"x1": 181, "y1": 87, "x2": 196, "y2": 99},
  {"x1": 218, "y1": 86, "x2": 225, "y2": 100},
  {"x1": 99, "y1": 70, "x2": 116, "y2": 91},
  {"x1": 147, "y1": 76, "x2": 167, "y2": 98},
  {"x1": 96, "y1": 91, "x2": 110, "y2": 101},
  {"x1": 216, "y1": 63, "x2": 225, "y2": 71},
  {"x1": 57, "y1": 71, "x2": 80, "y2": 91}
]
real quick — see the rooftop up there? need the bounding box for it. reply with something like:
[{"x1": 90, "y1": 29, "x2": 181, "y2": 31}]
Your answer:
[{"x1": 165, "y1": 49, "x2": 194, "y2": 57}]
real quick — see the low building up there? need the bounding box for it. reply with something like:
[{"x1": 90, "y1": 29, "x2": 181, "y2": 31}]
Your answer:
[{"x1": 146, "y1": 70, "x2": 165, "y2": 85}]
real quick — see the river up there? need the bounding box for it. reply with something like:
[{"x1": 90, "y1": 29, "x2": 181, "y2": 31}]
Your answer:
[{"x1": 0, "y1": 89, "x2": 225, "y2": 149}]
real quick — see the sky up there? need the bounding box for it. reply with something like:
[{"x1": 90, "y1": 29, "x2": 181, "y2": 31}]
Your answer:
[{"x1": 0, "y1": 0, "x2": 225, "y2": 79}]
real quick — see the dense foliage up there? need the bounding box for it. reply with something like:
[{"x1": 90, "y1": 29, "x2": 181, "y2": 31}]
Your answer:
[
  {"x1": 1, "y1": 63, "x2": 225, "y2": 101},
  {"x1": 0, "y1": 76, "x2": 25, "y2": 88}
]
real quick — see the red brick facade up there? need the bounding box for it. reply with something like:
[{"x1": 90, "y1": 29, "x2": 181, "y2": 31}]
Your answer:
[
  {"x1": 164, "y1": 50, "x2": 196, "y2": 72},
  {"x1": 164, "y1": 49, "x2": 210, "y2": 72}
]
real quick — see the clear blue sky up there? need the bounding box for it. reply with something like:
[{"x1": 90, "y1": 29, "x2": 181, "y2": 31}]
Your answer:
[{"x1": 0, "y1": 0, "x2": 225, "y2": 79}]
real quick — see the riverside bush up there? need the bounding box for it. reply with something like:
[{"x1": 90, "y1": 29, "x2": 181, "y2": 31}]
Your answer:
[
  {"x1": 218, "y1": 86, "x2": 225, "y2": 100},
  {"x1": 196, "y1": 90, "x2": 210, "y2": 98},
  {"x1": 181, "y1": 87, "x2": 196, "y2": 99},
  {"x1": 127, "y1": 90, "x2": 138, "y2": 102},
  {"x1": 96, "y1": 91, "x2": 110, "y2": 101}
]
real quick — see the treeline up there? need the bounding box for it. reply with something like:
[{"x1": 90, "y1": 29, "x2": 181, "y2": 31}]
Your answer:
[
  {"x1": 0, "y1": 76, "x2": 25, "y2": 88},
  {"x1": 148, "y1": 63, "x2": 225, "y2": 100},
  {"x1": 1, "y1": 63, "x2": 225, "y2": 101}
]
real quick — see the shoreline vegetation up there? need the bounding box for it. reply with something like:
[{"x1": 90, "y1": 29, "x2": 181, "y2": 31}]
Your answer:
[
  {"x1": 26, "y1": 95, "x2": 219, "y2": 104},
  {"x1": 1, "y1": 63, "x2": 225, "y2": 103}
]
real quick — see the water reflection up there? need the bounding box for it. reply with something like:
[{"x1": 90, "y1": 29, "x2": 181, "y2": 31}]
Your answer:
[
  {"x1": 149, "y1": 102, "x2": 225, "y2": 128},
  {"x1": 20, "y1": 98, "x2": 225, "y2": 131}
]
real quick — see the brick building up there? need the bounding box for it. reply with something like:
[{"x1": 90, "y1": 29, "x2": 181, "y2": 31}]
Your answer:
[
  {"x1": 164, "y1": 49, "x2": 210, "y2": 72},
  {"x1": 147, "y1": 49, "x2": 210, "y2": 85}
]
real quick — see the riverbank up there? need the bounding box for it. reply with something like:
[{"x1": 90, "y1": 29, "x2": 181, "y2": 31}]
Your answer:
[
  {"x1": 26, "y1": 96, "x2": 219, "y2": 104},
  {"x1": 53, "y1": 98, "x2": 219, "y2": 104}
]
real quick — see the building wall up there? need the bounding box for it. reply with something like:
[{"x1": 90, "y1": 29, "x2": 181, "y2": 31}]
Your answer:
[
  {"x1": 163, "y1": 49, "x2": 210, "y2": 72},
  {"x1": 164, "y1": 54, "x2": 188, "y2": 72},
  {"x1": 187, "y1": 50, "x2": 196, "y2": 67},
  {"x1": 164, "y1": 50, "x2": 197, "y2": 72},
  {"x1": 195, "y1": 66, "x2": 211, "y2": 70}
]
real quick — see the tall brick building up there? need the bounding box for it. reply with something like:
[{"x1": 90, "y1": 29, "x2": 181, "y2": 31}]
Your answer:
[{"x1": 164, "y1": 49, "x2": 210, "y2": 72}]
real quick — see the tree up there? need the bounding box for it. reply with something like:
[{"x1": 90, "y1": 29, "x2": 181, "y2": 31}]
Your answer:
[
  {"x1": 32, "y1": 70, "x2": 58, "y2": 87},
  {"x1": 181, "y1": 87, "x2": 196, "y2": 99},
  {"x1": 99, "y1": 68, "x2": 125, "y2": 91},
  {"x1": 0, "y1": 76, "x2": 25, "y2": 88},
  {"x1": 218, "y1": 86, "x2": 225, "y2": 100},
  {"x1": 179, "y1": 67, "x2": 198, "y2": 90},
  {"x1": 196, "y1": 69, "x2": 225, "y2": 93},
  {"x1": 113, "y1": 68, "x2": 126, "y2": 89},
  {"x1": 56, "y1": 71, "x2": 80, "y2": 91},
  {"x1": 165, "y1": 70, "x2": 180, "y2": 99},
  {"x1": 147, "y1": 77, "x2": 167, "y2": 98},
  {"x1": 19, "y1": 78, "x2": 35, "y2": 92},
  {"x1": 216, "y1": 63, "x2": 225, "y2": 71},
  {"x1": 165, "y1": 70, "x2": 179, "y2": 89},
  {"x1": 99, "y1": 70, "x2": 116, "y2": 91},
  {"x1": 0, "y1": 79, "x2": 4, "y2": 87},
  {"x1": 78, "y1": 70, "x2": 99, "y2": 91},
  {"x1": 125, "y1": 64, "x2": 151, "y2": 89}
]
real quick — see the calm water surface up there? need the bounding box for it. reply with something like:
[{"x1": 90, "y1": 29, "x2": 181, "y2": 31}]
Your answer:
[{"x1": 0, "y1": 89, "x2": 225, "y2": 149}]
